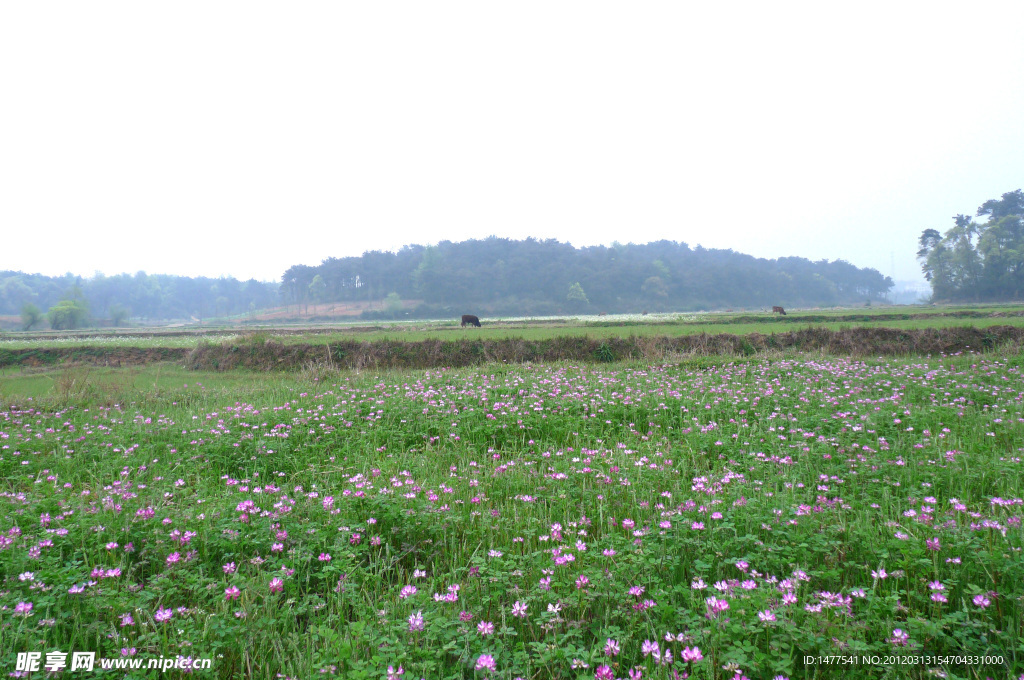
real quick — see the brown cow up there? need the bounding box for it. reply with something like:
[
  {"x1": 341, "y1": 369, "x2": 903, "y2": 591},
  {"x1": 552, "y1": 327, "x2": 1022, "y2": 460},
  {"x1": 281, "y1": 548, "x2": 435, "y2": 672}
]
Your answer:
[
  {"x1": 772, "y1": 306, "x2": 787, "y2": 315},
  {"x1": 461, "y1": 314, "x2": 481, "y2": 327}
]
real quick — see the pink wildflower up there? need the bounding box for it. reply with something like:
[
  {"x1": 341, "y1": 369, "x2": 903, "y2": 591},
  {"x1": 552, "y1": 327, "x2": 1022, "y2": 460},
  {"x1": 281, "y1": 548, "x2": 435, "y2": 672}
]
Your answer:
[
  {"x1": 888, "y1": 629, "x2": 910, "y2": 646},
  {"x1": 475, "y1": 654, "x2": 497, "y2": 672},
  {"x1": 641, "y1": 639, "x2": 660, "y2": 656}
]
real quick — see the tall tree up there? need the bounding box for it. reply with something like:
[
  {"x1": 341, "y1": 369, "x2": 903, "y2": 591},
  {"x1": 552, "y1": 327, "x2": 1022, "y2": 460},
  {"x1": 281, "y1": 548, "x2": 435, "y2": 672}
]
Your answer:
[
  {"x1": 977, "y1": 189, "x2": 1024, "y2": 221},
  {"x1": 919, "y1": 189, "x2": 1024, "y2": 301},
  {"x1": 309, "y1": 275, "x2": 327, "y2": 307},
  {"x1": 566, "y1": 282, "x2": 590, "y2": 310},
  {"x1": 20, "y1": 302, "x2": 43, "y2": 331}
]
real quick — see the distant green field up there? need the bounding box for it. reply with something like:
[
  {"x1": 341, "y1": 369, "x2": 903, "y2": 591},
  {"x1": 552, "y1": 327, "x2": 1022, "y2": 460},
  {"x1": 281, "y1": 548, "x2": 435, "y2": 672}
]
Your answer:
[
  {"x1": 3, "y1": 303, "x2": 1024, "y2": 402},
  {"x1": 0, "y1": 364, "x2": 299, "y2": 403},
  {"x1": 4, "y1": 304, "x2": 1024, "y2": 350},
  {"x1": 309, "y1": 316, "x2": 1024, "y2": 344}
]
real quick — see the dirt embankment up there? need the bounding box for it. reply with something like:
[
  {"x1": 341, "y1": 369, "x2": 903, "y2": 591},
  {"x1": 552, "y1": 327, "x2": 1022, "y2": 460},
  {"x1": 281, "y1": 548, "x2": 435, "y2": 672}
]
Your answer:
[
  {"x1": 185, "y1": 325, "x2": 1024, "y2": 370},
  {"x1": 2, "y1": 326, "x2": 1021, "y2": 372},
  {"x1": 0, "y1": 347, "x2": 189, "y2": 369}
]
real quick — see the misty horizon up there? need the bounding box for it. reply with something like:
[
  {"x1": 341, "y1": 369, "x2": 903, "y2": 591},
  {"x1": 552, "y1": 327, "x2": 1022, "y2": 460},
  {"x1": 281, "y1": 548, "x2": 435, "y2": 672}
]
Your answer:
[
  {"x1": 2, "y1": 4, "x2": 1021, "y2": 288},
  {"x1": 5, "y1": 235, "x2": 910, "y2": 285}
]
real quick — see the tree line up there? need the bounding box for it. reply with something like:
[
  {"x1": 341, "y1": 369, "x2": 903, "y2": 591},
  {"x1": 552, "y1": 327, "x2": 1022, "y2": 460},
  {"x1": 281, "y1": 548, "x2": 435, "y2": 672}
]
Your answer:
[
  {"x1": 917, "y1": 189, "x2": 1024, "y2": 301},
  {"x1": 0, "y1": 271, "x2": 279, "y2": 330},
  {"x1": 283, "y1": 239, "x2": 892, "y2": 317},
  {"x1": 2, "y1": 239, "x2": 897, "y2": 330}
]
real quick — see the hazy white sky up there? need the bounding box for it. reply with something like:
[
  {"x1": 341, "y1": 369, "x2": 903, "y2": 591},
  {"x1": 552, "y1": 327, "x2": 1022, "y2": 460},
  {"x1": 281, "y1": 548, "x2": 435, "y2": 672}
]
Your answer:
[{"x1": 2, "y1": 2, "x2": 1022, "y2": 284}]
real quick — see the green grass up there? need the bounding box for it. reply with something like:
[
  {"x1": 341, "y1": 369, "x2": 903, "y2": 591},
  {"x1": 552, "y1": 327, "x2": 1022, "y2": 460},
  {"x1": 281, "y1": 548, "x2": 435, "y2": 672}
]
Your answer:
[
  {"x1": 0, "y1": 364, "x2": 305, "y2": 405},
  {"x1": 0, "y1": 349, "x2": 1022, "y2": 679},
  {"x1": 5, "y1": 304, "x2": 1024, "y2": 350}
]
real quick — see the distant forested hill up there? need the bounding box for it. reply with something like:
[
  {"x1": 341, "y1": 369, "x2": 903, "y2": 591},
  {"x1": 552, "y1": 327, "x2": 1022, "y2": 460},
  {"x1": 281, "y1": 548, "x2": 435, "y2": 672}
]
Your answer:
[
  {"x1": 284, "y1": 239, "x2": 892, "y2": 317},
  {"x1": 0, "y1": 271, "x2": 278, "y2": 325}
]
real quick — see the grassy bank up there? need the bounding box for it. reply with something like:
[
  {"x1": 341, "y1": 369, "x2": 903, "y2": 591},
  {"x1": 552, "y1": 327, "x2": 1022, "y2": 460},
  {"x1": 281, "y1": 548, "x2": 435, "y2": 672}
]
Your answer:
[{"x1": 2, "y1": 325, "x2": 1024, "y2": 374}]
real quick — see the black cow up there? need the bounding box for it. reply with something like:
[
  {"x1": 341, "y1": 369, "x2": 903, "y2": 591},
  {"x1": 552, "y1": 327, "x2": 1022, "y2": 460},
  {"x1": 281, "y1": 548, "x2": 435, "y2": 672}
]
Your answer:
[{"x1": 461, "y1": 314, "x2": 481, "y2": 327}]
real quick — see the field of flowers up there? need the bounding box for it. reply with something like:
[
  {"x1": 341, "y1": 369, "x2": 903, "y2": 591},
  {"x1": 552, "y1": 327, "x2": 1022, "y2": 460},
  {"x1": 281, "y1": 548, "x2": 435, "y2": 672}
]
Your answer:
[{"x1": 1, "y1": 352, "x2": 1022, "y2": 679}]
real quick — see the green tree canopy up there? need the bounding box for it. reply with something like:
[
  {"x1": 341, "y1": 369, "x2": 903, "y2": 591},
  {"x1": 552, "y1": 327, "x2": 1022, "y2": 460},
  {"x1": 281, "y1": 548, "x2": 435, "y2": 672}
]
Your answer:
[
  {"x1": 20, "y1": 302, "x2": 43, "y2": 331},
  {"x1": 309, "y1": 275, "x2": 327, "y2": 304},
  {"x1": 285, "y1": 237, "x2": 892, "y2": 315},
  {"x1": 384, "y1": 292, "x2": 403, "y2": 314},
  {"x1": 567, "y1": 282, "x2": 589, "y2": 309},
  {"x1": 47, "y1": 299, "x2": 89, "y2": 330},
  {"x1": 109, "y1": 303, "x2": 130, "y2": 327},
  {"x1": 918, "y1": 189, "x2": 1024, "y2": 301}
]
